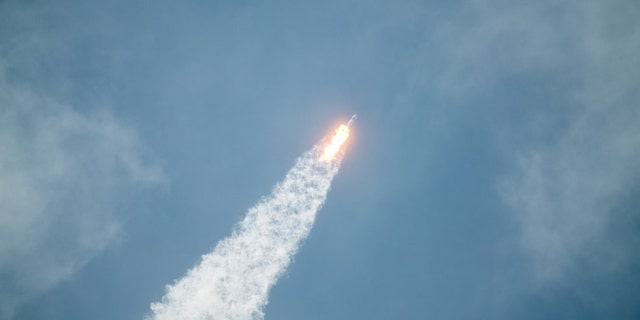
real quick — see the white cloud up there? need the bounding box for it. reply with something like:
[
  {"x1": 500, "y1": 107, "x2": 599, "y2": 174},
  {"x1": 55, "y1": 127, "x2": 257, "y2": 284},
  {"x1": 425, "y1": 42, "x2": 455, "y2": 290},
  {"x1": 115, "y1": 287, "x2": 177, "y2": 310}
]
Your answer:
[
  {"x1": 0, "y1": 69, "x2": 164, "y2": 318},
  {"x1": 502, "y1": 107, "x2": 640, "y2": 281},
  {"x1": 495, "y1": 0, "x2": 640, "y2": 282},
  {"x1": 394, "y1": 0, "x2": 640, "y2": 285}
]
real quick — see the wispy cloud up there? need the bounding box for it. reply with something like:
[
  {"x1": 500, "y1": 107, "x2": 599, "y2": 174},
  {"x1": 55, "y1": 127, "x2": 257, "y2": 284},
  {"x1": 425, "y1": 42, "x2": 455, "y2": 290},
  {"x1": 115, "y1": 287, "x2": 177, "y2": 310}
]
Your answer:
[
  {"x1": 399, "y1": 0, "x2": 640, "y2": 287},
  {"x1": 0, "y1": 68, "x2": 164, "y2": 318},
  {"x1": 502, "y1": 107, "x2": 640, "y2": 281},
  {"x1": 493, "y1": 0, "x2": 640, "y2": 282}
]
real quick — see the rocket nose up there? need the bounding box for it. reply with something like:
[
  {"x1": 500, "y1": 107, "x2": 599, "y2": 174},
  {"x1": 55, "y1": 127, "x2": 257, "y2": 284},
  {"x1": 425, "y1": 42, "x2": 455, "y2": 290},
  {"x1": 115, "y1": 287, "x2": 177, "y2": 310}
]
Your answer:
[{"x1": 347, "y1": 114, "x2": 357, "y2": 126}]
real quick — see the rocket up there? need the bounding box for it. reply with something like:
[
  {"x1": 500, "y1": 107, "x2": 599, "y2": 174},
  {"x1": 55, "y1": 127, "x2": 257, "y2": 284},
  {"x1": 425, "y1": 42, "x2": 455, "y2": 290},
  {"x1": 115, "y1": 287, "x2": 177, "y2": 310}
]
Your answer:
[
  {"x1": 320, "y1": 114, "x2": 355, "y2": 161},
  {"x1": 347, "y1": 114, "x2": 357, "y2": 127}
]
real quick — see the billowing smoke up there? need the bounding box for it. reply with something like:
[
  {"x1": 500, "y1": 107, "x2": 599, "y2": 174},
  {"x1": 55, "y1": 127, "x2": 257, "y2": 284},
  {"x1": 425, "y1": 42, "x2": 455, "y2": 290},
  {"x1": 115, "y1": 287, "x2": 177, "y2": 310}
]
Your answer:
[{"x1": 148, "y1": 141, "x2": 346, "y2": 320}]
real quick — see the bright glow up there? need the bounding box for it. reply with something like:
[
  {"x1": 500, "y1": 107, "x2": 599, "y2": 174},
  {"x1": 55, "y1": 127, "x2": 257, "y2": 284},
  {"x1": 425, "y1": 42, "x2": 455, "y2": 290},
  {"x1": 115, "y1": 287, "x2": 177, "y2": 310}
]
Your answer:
[{"x1": 321, "y1": 124, "x2": 350, "y2": 161}]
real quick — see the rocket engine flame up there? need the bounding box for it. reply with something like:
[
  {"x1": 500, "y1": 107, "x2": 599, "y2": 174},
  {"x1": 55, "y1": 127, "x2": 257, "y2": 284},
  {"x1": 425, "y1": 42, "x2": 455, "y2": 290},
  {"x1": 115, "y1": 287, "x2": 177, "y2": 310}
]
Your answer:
[{"x1": 321, "y1": 124, "x2": 350, "y2": 161}]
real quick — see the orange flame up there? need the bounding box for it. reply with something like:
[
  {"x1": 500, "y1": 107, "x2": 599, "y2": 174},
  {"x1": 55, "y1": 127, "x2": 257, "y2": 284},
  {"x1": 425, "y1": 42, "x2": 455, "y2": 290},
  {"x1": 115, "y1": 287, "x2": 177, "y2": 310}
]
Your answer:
[{"x1": 321, "y1": 124, "x2": 350, "y2": 161}]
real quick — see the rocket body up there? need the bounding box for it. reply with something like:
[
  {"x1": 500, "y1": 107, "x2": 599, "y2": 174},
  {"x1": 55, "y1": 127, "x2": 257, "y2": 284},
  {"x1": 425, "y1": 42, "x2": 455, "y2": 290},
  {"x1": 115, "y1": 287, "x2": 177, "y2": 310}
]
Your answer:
[{"x1": 347, "y1": 114, "x2": 357, "y2": 127}]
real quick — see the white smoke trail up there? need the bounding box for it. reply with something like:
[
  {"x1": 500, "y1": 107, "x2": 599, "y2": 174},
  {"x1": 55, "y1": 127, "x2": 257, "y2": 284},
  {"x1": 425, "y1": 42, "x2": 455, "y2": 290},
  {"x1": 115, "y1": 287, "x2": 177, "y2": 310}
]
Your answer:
[{"x1": 148, "y1": 143, "x2": 344, "y2": 320}]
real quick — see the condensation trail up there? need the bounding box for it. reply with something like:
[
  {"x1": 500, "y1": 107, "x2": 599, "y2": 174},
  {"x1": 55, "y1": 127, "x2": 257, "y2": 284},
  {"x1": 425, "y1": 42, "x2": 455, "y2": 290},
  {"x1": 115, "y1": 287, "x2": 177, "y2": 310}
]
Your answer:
[{"x1": 148, "y1": 128, "x2": 349, "y2": 320}]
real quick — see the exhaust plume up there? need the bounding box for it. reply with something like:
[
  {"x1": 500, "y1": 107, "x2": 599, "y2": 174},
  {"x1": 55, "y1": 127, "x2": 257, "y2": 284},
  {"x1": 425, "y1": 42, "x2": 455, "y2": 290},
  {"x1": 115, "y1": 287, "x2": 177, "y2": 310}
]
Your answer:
[{"x1": 148, "y1": 123, "x2": 351, "y2": 320}]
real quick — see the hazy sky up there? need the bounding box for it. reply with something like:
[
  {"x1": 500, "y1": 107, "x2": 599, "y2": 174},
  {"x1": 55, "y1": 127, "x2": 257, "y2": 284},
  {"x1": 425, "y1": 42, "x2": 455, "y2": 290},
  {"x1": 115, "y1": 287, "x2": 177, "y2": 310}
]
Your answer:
[{"x1": 1, "y1": 0, "x2": 639, "y2": 319}]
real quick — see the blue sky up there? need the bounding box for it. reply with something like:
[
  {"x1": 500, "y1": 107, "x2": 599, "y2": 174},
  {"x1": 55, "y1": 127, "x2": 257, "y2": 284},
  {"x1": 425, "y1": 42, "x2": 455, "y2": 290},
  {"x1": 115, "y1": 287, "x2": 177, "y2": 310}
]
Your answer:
[{"x1": 1, "y1": 0, "x2": 639, "y2": 319}]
